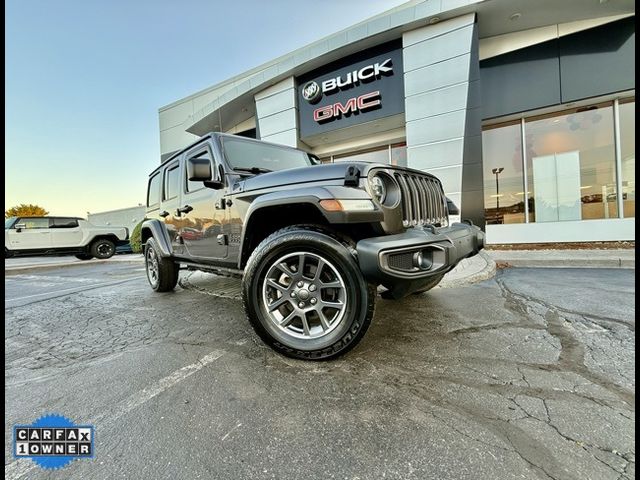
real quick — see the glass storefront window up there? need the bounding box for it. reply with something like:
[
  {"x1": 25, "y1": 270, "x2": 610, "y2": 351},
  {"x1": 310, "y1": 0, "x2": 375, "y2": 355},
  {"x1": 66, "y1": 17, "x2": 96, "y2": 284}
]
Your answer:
[
  {"x1": 482, "y1": 121, "x2": 526, "y2": 224},
  {"x1": 619, "y1": 98, "x2": 635, "y2": 217},
  {"x1": 391, "y1": 143, "x2": 406, "y2": 166},
  {"x1": 525, "y1": 103, "x2": 617, "y2": 222}
]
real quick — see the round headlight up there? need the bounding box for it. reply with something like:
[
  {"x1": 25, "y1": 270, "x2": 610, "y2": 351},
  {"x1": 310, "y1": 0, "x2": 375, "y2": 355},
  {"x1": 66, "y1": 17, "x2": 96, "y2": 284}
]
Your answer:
[{"x1": 370, "y1": 175, "x2": 387, "y2": 204}]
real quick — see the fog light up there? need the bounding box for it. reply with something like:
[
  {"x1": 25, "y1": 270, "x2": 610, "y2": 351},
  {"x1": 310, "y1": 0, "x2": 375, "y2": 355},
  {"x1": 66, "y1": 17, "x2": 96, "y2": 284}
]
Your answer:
[{"x1": 413, "y1": 250, "x2": 433, "y2": 270}]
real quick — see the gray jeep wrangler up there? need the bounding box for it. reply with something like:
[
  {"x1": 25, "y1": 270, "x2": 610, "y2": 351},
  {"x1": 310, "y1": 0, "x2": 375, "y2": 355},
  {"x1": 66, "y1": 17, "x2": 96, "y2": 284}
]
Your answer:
[{"x1": 142, "y1": 132, "x2": 484, "y2": 360}]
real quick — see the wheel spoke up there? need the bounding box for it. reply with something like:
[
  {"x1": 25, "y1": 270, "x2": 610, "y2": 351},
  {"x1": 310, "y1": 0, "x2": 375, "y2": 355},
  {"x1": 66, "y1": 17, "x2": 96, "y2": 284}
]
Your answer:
[
  {"x1": 314, "y1": 258, "x2": 326, "y2": 281},
  {"x1": 322, "y1": 300, "x2": 344, "y2": 309},
  {"x1": 279, "y1": 311, "x2": 296, "y2": 327},
  {"x1": 301, "y1": 313, "x2": 311, "y2": 336},
  {"x1": 277, "y1": 262, "x2": 296, "y2": 278},
  {"x1": 266, "y1": 279, "x2": 286, "y2": 292},
  {"x1": 317, "y1": 310, "x2": 331, "y2": 331},
  {"x1": 320, "y1": 280, "x2": 341, "y2": 288},
  {"x1": 297, "y1": 254, "x2": 306, "y2": 278},
  {"x1": 268, "y1": 296, "x2": 289, "y2": 312}
]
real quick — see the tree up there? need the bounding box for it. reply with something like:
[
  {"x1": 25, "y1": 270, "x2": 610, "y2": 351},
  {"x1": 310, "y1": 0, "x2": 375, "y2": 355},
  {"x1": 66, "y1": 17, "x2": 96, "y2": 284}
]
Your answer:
[{"x1": 5, "y1": 204, "x2": 49, "y2": 218}]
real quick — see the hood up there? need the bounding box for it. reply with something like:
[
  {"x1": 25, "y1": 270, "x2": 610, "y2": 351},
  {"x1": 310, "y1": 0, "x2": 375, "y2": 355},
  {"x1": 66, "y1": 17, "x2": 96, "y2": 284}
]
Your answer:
[{"x1": 238, "y1": 162, "x2": 383, "y2": 192}]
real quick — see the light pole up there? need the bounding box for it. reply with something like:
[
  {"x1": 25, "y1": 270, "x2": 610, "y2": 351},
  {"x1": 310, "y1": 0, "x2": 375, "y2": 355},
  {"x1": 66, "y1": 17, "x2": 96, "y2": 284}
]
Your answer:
[{"x1": 492, "y1": 167, "x2": 504, "y2": 211}]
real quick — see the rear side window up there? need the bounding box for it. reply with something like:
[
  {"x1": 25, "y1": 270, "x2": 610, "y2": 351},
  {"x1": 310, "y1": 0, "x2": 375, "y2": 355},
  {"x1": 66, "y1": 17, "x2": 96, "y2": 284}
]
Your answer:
[
  {"x1": 147, "y1": 173, "x2": 161, "y2": 207},
  {"x1": 165, "y1": 165, "x2": 180, "y2": 200},
  {"x1": 50, "y1": 218, "x2": 79, "y2": 228}
]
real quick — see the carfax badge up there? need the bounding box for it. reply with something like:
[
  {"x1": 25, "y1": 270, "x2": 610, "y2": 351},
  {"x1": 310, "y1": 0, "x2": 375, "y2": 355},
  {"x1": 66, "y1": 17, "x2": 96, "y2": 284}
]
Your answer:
[{"x1": 13, "y1": 413, "x2": 94, "y2": 470}]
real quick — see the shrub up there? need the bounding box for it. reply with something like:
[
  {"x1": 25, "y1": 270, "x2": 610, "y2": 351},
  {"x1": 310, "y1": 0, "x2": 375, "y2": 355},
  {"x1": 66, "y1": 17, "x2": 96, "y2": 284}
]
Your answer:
[{"x1": 130, "y1": 219, "x2": 146, "y2": 253}]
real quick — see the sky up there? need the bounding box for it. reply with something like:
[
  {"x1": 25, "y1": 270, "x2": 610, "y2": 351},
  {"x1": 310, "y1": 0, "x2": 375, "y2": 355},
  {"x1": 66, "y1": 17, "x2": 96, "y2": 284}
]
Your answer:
[{"x1": 5, "y1": 0, "x2": 408, "y2": 218}]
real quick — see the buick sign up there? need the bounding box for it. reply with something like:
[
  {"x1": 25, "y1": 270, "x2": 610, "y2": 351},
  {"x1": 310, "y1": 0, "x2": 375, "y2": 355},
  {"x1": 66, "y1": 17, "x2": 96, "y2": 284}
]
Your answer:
[
  {"x1": 302, "y1": 81, "x2": 322, "y2": 104},
  {"x1": 302, "y1": 59, "x2": 393, "y2": 104}
]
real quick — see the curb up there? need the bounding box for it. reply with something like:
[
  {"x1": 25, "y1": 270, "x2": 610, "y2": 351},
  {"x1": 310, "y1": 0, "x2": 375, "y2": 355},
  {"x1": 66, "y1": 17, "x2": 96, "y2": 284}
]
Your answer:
[
  {"x1": 438, "y1": 250, "x2": 497, "y2": 289},
  {"x1": 490, "y1": 258, "x2": 635, "y2": 269},
  {"x1": 5, "y1": 257, "x2": 144, "y2": 274}
]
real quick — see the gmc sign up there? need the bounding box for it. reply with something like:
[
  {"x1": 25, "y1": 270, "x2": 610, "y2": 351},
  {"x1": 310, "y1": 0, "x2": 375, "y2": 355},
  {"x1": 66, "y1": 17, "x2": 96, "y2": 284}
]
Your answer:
[
  {"x1": 297, "y1": 41, "x2": 404, "y2": 139},
  {"x1": 313, "y1": 91, "x2": 381, "y2": 122}
]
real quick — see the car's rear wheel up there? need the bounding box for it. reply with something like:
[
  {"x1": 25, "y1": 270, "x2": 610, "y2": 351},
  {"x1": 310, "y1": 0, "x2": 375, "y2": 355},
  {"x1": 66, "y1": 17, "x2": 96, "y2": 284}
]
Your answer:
[
  {"x1": 5, "y1": 248, "x2": 13, "y2": 259},
  {"x1": 91, "y1": 239, "x2": 116, "y2": 259},
  {"x1": 75, "y1": 253, "x2": 93, "y2": 261},
  {"x1": 242, "y1": 226, "x2": 376, "y2": 360},
  {"x1": 145, "y1": 237, "x2": 179, "y2": 292}
]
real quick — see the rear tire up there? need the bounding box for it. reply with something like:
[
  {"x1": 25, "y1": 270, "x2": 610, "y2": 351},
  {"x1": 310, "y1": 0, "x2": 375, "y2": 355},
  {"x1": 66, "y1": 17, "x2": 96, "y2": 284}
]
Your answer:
[
  {"x1": 5, "y1": 248, "x2": 13, "y2": 259},
  {"x1": 90, "y1": 239, "x2": 116, "y2": 259},
  {"x1": 75, "y1": 253, "x2": 93, "y2": 261},
  {"x1": 242, "y1": 225, "x2": 376, "y2": 360},
  {"x1": 145, "y1": 237, "x2": 179, "y2": 292}
]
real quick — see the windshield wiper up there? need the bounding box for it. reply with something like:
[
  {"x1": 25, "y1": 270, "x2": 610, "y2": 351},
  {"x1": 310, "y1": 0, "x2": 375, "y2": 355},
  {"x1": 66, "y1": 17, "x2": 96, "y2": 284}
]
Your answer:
[{"x1": 233, "y1": 167, "x2": 273, "y2": 175}]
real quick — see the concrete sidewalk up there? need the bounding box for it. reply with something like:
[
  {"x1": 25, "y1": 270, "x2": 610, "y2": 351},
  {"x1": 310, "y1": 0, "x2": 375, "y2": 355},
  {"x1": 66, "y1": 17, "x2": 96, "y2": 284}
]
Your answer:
[{"x1": 486, "y1": 248, "x2": 635, "y2": 269}]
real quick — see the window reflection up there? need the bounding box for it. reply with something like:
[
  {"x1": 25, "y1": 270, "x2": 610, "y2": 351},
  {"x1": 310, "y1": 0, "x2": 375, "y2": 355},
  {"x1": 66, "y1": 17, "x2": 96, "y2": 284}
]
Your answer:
[
  {"x1": 482, "y1": 122, "x2": 526, "y2": 224},
  {"x1": 334, "y1": 147, "x2": 389, "y2": 164},
  {"x1": 619, "y1": 99, "x2": 635, "y2": 217},
  {"x1": 525, "y1": 103, "x2": 616, "y2": 222},
  {"x1": 391, "y1": 143, "x2": 406, "y2": 166}
]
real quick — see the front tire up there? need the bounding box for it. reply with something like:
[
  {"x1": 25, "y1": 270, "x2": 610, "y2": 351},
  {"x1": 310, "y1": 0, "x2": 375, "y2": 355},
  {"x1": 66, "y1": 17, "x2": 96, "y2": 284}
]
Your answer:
[
  {"x1": 90, "y1": 239, "x2": 116, "y2": 259},
  {"x1": 145, "y1": 237, "x2": 179, "y2": 292},
  {"x1": 242, "y1": 226, "x2": 376, "y2": 360}
]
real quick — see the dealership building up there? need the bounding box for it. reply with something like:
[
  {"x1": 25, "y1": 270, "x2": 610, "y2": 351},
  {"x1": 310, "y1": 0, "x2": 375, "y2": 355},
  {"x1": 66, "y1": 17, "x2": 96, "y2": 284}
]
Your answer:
[{"x1": 158, "y1": 0, "x2": 635, "y2": 244}]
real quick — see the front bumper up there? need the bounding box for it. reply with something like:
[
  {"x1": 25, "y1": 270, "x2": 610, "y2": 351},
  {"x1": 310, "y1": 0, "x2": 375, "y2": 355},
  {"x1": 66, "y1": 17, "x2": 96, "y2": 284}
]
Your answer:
[{"x1": 356, "y1": 222, "x2": 485, "y2": 298}]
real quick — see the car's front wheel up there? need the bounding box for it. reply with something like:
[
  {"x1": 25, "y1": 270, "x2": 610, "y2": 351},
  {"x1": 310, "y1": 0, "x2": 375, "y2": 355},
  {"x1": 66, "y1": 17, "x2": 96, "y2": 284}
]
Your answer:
[
  {"x1": 242, "y1": 226, "x2": 376, "y2": 360},
  {"x1": 145, "y1": 237, "x2": 179, "y2": 292},
  {"x1": 91, "y1": 239, "x2": 116, "y2": 259}
]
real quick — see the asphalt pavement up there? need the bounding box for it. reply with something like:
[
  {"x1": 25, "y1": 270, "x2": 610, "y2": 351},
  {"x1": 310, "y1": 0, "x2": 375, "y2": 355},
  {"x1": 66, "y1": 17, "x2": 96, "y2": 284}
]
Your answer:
[{"x1": 4, "y1": 262, "x2": 635, "y2": 479}]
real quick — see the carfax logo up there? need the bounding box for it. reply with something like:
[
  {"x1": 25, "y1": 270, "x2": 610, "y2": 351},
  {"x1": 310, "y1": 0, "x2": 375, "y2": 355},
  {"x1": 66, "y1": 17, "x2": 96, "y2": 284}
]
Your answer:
[{"x1": 13, "y1": 414, "x2": 94, "y2": 470}]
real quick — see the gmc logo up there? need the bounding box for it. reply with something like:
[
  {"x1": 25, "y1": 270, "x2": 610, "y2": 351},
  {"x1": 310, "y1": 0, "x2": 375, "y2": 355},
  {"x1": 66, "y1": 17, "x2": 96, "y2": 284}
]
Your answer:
[{"x1": 313, "y1": 91, "x2": 381, "y2": 123}]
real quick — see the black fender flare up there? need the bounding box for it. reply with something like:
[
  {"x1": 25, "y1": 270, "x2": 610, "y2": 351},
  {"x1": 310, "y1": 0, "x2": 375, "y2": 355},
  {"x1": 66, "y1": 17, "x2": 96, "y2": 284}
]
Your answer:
[
  {"x1": 141, "y1": 219, "x2": 173, "y2": 257},
  {"x1": 237, "y1": 186, "x2": 382, "y2": 268}
]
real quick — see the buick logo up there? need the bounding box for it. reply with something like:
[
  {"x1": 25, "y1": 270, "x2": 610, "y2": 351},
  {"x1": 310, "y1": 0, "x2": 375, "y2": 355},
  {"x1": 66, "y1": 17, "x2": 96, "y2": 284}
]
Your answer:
[{"x1": 302, "y1": 81, "x2": 322, "y2": 104}]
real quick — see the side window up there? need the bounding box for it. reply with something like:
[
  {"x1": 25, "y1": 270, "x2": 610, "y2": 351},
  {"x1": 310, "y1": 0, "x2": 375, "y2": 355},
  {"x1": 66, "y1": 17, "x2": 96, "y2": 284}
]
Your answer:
[
  {"x1": 147, "y1": 173, "x2": 161, "y2": 208},
  {"x1": 50, "y1": 218, "x2": 79, "y2": 228},
  {"x1": 18, "y1": 218, "x2": 50, "y2": 229},
  {"x1": 165, "y1": 165, "x2": 181, "y2": 200},
  {"x1": 186, "y1": 150, "x2": 214, "y2": 193}
]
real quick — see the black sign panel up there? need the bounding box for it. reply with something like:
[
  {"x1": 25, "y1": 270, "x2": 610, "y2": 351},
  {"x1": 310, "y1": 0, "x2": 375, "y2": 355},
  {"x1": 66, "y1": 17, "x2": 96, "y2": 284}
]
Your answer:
[{"x1": 297, "y1": 41, "x2": 404, "y2": 140}]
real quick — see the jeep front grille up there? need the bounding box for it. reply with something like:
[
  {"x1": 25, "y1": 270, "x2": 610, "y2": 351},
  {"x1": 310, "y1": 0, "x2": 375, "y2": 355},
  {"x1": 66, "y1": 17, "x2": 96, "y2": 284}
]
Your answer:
[{"x1": 394, "y1": 172, "x2": 448, "y2": 228}]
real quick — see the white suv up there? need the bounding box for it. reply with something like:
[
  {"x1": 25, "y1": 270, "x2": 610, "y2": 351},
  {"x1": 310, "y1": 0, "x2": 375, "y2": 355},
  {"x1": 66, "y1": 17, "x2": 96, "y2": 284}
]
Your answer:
[{"x1": 5, "y1": 216, "x2": 129, "y2": 260}]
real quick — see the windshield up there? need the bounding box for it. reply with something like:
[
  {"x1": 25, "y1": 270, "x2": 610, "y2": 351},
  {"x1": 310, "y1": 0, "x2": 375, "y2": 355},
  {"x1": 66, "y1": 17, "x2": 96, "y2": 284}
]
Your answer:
[
  {"x1": 222, "y1": 137, "x2": 313, "y2": 172},
  {"x1": 5, "y1": 217, "x2": 17, "y2": 229}
]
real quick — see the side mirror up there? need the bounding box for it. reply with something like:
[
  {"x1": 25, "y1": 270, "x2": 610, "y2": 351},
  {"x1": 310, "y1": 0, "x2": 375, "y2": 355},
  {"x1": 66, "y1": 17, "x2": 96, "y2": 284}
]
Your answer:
[
  {"x1": 14, "y1": 223, "x2": 26, "y2": 232},
  {"x1": 446, "y1": 197, "x2": 460, "y2": 215},
  {"x1": 203, "y1": 180, "x2": 224, "y2": 190},
  {"x1": 187, "y1": 157, "x2": 212, "y2": 182}
]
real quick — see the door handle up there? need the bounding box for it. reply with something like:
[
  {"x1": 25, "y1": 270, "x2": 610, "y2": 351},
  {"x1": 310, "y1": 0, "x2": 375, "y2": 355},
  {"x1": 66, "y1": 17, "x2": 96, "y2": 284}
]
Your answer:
[
  {"x1": 177, "y1": 205, "x2": 193, "y2": 214},
  {"x1": 159, "y1": 210, "x2": 169, "y2": 218}
]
